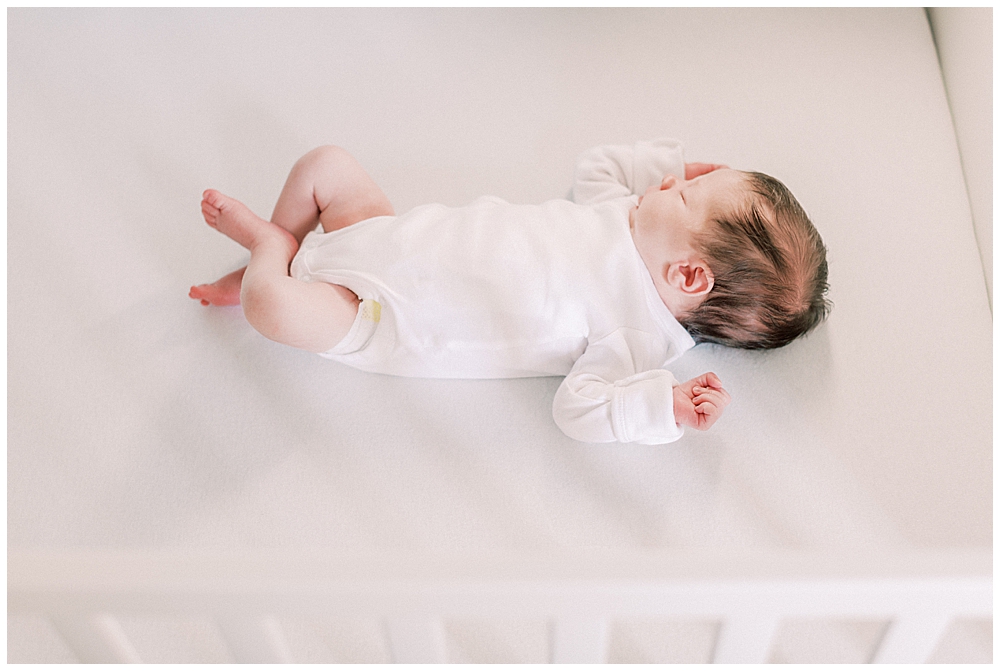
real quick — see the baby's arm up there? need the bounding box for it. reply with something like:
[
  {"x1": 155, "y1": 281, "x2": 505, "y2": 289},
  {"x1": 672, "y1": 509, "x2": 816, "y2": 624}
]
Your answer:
[
  {"x1": 553, "y1": 330, "x2": 690, "y2": 444},
  {"x1": 572, "y1": 140, "x2": 730, "y2": 205},
  {"x1": 672, "y1": 372, "x2": 731, "y2": 431},
  {"x1": 572, "y1": 139, "x2": 686, "y2": 205}
]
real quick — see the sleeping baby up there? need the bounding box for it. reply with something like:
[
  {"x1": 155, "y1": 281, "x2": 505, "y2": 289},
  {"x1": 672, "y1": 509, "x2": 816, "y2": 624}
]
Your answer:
[{"x1": 190, "y1": 140, "x2": 830, "y2": 444}]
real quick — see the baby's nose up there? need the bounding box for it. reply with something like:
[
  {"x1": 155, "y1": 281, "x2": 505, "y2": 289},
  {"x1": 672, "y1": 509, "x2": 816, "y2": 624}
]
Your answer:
[{"x1": 660, "y1": 174, "x2": 677, "y2": 189}]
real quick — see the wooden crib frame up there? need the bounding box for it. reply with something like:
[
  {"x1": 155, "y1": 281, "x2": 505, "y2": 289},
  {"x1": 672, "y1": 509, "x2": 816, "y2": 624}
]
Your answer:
[{"x1": 9, "y1": 548, "x2": 990, "y2": 663}]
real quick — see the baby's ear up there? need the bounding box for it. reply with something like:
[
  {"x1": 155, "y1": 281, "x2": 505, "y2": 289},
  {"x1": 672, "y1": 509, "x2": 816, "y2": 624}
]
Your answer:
[{"x1": 667, "y1": 260, "x2": 714, "y2": 296}]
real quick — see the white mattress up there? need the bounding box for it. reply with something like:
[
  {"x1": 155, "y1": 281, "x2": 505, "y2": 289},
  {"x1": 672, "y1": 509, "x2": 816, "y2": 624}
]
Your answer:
[{"x1": 8, "y1": 8, "x2": 991, "y2": 663}]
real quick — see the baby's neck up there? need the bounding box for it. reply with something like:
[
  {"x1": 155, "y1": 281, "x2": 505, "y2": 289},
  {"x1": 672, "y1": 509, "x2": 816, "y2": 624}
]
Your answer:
[{"x1": 627, "y1": 205, "x2": 700, "y2": 320}]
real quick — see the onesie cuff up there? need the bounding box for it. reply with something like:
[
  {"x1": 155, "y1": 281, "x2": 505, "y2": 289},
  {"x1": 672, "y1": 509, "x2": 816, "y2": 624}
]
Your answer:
[
  {"x1": 324, "y1": 299, "x2": 381, "y2": 356},
  {"x1": 610, "y1": 369, "x2": 684, "y2": 444},
  {"x1": 632, "y1": 138, "x2": 685, "y2": 194}
]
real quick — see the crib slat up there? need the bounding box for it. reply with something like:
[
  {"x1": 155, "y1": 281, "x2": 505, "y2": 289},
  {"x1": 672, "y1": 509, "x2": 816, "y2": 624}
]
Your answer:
[
  {"x1": 551, "y1": 616, "x2": 607, "y2": 663},
  {"x1": 711, "y1": 615, "x2": 780, "y2": 664},
  {"x1": 217, "y1": 615, "x2": 294, "y2": 663},
  {"x1": 870, "y1": 613, "x2": 951, "y2": 664},
  {"x1": 50, "y1": 614, "x2": 142, "y2": 663},
  {"x1": 386, "y1": 617, "x2": 448, "y2": 663}
]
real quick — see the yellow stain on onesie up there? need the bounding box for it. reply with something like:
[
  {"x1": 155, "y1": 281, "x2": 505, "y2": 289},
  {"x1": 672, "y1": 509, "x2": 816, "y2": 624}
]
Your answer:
[{"x1": 361, "y1": 300, "x2": 381, "y2": 323}]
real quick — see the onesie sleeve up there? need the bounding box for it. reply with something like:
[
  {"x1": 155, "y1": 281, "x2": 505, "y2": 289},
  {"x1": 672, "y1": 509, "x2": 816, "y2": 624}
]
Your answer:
[
  {"x1": 552, "y1": 329, "x2": 684, "y2": 445},
  {"x1": 572, "y1": 138, "x2": 686, "y2": 205}
]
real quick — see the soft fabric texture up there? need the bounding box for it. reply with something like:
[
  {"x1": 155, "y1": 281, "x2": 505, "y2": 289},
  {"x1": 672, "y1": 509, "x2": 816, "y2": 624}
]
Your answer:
[
  {"x1": 291, "y1": 139, "x2": 693, "y2": 443},
  {"x1": 927, "y1": 8, "x2": 993, "y2": 302},
  {"x1": 8, "y1": 8, "x2": 991, "y2": 663}
]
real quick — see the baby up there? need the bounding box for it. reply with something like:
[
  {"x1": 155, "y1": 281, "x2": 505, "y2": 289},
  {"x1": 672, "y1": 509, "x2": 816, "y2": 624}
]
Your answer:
[{"x1": 191, "y1": 140, "x2": 830, "y2": 444}]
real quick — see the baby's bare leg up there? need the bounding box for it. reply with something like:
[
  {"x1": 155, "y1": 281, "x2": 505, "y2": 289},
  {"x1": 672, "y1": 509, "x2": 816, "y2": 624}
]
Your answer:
[
  {"x1": 191, "y1": 145, "x2": 394, "y2": 306},
  {"x1": 199, "y1": 189, "x2": 361, "y2": 353},
  {"x1": 191, "y1": 267, "x2": 245, "y2": 306},
  {"x1": 271, "y1": 145, "x2": 395, "y2": 239}
]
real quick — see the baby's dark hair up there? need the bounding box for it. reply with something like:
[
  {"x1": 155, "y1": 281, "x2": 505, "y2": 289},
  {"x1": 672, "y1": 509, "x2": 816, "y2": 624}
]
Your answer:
[{"x1": 682, "y1": 171, "x2": 831, "y2": 349}]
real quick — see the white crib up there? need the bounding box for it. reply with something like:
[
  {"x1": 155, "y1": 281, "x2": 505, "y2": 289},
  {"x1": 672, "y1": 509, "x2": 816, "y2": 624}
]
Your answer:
[
  {"x1": 8, "y1": 8, "x2": 992, "y2": 664},
  {"x1": 8, "y1": 549, "x2": 992, "y2": 663}
]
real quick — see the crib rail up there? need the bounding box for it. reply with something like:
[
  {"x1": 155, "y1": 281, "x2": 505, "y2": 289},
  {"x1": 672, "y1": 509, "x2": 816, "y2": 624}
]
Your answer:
[{"x1": 8, "y1": 549, "x2": 991, "y2": 664}]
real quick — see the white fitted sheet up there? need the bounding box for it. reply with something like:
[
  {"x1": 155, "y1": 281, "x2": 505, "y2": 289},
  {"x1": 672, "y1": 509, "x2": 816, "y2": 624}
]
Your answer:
[{"x1": 8, "y1": 8, "x2": 991, "y2": 663}]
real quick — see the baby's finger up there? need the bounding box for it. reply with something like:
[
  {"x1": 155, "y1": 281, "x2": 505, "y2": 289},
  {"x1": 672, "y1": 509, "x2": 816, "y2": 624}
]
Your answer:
[
  {"x1": 684, "y1": 163, "x2": 729, "y2": 180},
  {"x1": 698, "y1": 385, "x2": 730, "y2": 403},
  {"x1": 695, "y1": 402, "x2": 722, "y2": 429},
  {"x1": 700, "y1": 372, "x2": 724, "y2": 389},
  {"x1": 695, "y1": 399, "x2": 717, "y2": 414},
  {"x1": 710, "y1": 385, "x2": 731, "y2": 406},
  {"x1": 694, "y1": 401, "x2": 722, "y2": 417},
  {"x1": 694, "y1": 389, "x2": 730, "y2": 409},
  {"x1": 684, "y1": 163, "x2": 711, "y2": 179}
]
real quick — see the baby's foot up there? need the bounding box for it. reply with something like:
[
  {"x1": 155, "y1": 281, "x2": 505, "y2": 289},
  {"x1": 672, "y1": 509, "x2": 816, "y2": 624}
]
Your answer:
[
  {"x1": 190, "y1": 266, "x2": 246, "y2": 306},
  {"x1": 201, "y1": 189, "x2": 297, "y2": 255}
]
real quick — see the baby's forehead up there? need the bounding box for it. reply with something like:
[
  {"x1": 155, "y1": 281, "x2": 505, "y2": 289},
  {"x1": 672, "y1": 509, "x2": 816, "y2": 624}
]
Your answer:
[
  {"x1": 722, "y1": 168, "x2": 754, "y2": 191},
  {"x1": 698, "y1": 167, "x2": 749, "y2": 190},
  {"x1": 706, "y1": 169, "x2": 756, "y2": 211}
]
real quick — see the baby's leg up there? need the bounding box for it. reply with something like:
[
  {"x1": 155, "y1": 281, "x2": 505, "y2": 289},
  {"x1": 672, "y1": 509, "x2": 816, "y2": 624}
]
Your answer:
[
  {"x1": 200, "y1": 189, "x2": 360, "y2": 353},
  {"x1": 270, "y1": 145, "x2": 395, "y2": 238},
  {"x1": 191, "y1": 145, "x2": 394, "y2": 306},
  {"x1": 191, "y1": 267, "x2": 244, "y2": 306}
]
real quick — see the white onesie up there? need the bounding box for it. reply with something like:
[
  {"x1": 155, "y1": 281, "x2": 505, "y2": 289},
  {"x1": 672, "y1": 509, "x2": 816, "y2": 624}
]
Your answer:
[{"x1": 290, "y1": 139, "x2": 696, "y2": 444}]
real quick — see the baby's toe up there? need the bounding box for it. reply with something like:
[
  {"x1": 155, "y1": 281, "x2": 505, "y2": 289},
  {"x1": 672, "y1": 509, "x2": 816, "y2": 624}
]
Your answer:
[
  {"x1": 201, "y1": 202, "x2": 219, "y2": 225},
  {"x1": 202, "y1": 189, "x2": 232, "y2": 211}
]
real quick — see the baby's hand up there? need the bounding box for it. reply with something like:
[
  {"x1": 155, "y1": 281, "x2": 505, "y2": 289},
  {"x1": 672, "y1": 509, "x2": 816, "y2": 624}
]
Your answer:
[
  {"x1": 684, "y1": 163, "x2": 729, "y2": 180},
  {"x1": 672, "y1": 372, "x2": 731, "y2": 431}
]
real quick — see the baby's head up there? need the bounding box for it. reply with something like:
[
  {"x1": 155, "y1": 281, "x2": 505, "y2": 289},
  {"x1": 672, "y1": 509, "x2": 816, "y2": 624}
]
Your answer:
[{"x1": 687, "y1": 171, "x2": 830, "y2": 349}]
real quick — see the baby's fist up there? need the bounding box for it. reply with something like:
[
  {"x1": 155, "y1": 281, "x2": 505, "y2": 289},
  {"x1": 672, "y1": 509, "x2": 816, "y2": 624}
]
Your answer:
[{"x1": 672, "y1": 372, "x2": 731, "y2": 431}]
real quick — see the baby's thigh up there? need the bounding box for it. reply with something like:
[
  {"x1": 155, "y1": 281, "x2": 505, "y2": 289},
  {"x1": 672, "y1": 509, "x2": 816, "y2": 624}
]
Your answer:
[
  {"x1": 291, "y1": 279, "x2": 362, "y2": 354},
  {"x1": 305, "y1": 146, "x2": 395, "y2": 232}
]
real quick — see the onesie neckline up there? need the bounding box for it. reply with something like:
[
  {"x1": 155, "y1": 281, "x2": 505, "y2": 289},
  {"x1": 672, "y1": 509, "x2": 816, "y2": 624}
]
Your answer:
[{"x1": 622, "y1": 196, "x2": 697, "y2": 355}]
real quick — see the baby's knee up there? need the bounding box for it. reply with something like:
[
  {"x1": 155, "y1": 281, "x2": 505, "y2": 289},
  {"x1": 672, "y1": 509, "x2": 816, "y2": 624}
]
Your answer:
[
  {"x1": 241, "y1": 278, "x2": 360, "y2": 352},
  {"x1": 298, "y1": 145, "x2": 352, "y2": 172},
  {"x1": 240, "y1": 281, "x2": 293, "y2": 341}
]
